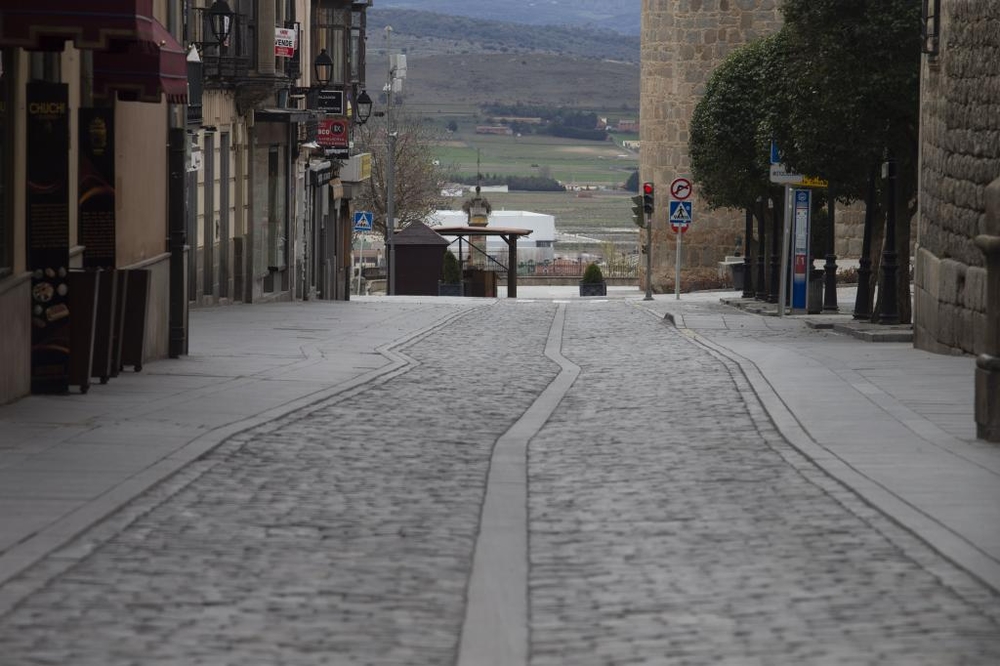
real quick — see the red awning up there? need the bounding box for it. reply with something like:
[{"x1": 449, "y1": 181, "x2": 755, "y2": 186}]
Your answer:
[
  {"x1": 93, "y1": 20, "x2": 188, "y2": 104},
  {"x1": 0, "y1": 1, "x2": 158, "y2": 51}
]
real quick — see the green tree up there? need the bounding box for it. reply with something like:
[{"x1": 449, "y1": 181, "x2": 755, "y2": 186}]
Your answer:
[
  {"x1": 441, "y1": 250, "x2": 461, "y2": 284},
  {"x1": 775, "y1": 0, "x2": 920, "y2": 197},
  {"x1": 689, "y1": 36, "x2": 778, "y2": 212},
  {"x1": 776, "y1": 0, "x2": 921, "y2": 322}
]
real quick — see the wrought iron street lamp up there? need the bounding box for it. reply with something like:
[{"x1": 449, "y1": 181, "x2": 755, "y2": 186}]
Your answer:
[
  {"x1": 354, "y1": 89, "x2": 372, "y2": 125},
  {"x1": 206, "y1": 0, "x2": 235, "y2": 45},
  {"x1": 314, "y1": 49, "x2": 334, "y2": 87}
]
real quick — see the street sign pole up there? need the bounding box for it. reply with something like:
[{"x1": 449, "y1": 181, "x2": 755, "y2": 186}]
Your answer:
[
  {"x1": 644, "y1": 211, "x2": 653, "y2": 301},
  {"x1": 675, "y1": 228, "x2": 682, "y2": 300},
  {"x1": 778, "y1": 185, "x2": 793, "y2": 317},
  {"x1": 357, "y1": 234, "x2": 364, "y2": 296}
]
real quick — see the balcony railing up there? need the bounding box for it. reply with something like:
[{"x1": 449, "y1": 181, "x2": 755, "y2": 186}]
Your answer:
[{"x1": 191, "y1": 7, "x2": 256, "y2": 83}]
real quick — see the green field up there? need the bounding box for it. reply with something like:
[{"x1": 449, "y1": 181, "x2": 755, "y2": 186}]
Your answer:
[{"x1": 433, "y1": 129, "x2": 639, "y2": 188}]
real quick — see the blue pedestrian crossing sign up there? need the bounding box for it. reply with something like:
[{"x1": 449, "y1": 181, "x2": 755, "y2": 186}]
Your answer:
[
  {"x1": 668, "y1": 201, "x2": 693, "y2": 227},
  {"x1": 353, "y1": 211, "x2": 373, "y2": 232}
]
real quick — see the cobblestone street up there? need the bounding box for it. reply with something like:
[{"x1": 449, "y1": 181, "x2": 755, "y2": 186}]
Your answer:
[{"x1": 0, "y1": 300, "x2": 998, "y2": 665}]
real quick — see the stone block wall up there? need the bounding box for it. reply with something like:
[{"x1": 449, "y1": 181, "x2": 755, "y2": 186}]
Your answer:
[
  {"x1": 914, "y1": 1, "x2": 1000, "y2": 355},
  {"x1": 640, "y1": 0, "x2": 783, "y2": 290}
]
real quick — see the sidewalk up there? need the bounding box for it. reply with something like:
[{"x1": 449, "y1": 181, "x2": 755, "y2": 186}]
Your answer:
[
  {"x1": 0, "y1": 298, "x2": 483, "y2": 590},
  {"x1": 0, "y1": 285, "x2": 997, "y2": 601},
  {"x1": 636, "y1": 286, "x2": 1000, "y2": 594}
]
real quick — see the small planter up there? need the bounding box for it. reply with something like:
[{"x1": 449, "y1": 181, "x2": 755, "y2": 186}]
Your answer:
[
  {"x1": 579, "y1": 281, "x2": 607, "y2": 297},
  {"x1": 438, "y1": 282, "x2": 463, "y2": 297}
]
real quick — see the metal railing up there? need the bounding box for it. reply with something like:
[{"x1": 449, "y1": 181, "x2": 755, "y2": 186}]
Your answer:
[{"x1": 467, "y1": 250, "x2": 639, "y2": 278}]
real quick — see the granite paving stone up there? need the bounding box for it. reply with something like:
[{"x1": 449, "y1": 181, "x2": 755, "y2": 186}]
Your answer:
[
  {"x1": 0, "y1": 298, "x2": 997, "y2": 666},
  {"x1": 528, "y1": 302, "x2": 1000, "y2": 666}
]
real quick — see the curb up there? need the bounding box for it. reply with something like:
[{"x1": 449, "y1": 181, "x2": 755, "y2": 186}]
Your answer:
[
  {"x1": 0, "y1": 304, "x2": 484, "y2": 605},
  {"x1": 655, "y1": 309, "x2": 1000, "y2": 597}
]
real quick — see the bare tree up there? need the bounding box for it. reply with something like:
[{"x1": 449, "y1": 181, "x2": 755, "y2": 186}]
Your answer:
[{"x1": 353, "y1": 108, "x2": 446, "y2": 240}]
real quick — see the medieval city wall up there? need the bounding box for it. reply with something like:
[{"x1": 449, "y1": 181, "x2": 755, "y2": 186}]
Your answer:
[
  {"x1": 640, "y1": 0, "x2": 782, "y2": 289},
  {"x1": 914, "y1": 1, "x2": 999, "y2": 355}
]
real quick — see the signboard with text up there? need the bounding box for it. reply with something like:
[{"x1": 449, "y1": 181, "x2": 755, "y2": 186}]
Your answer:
[
  {"x1": 317, "y1": 117, "x2": 349, "y2": 148},
  {"x1": 79, "y1": 107, "x2": 116, "y2": 269},
  {"x1": 27, "y1": 82, "x2": 71, "y2": 393},
  {"x1": 792, "y1": 188, "x2": 811, "y2": 311},
  {"x1": 316, "y1": 89, "x2": 344, "y2": 114},
  {"x1": 274, "y1": 27, "x2": 297, "y2": 57}
]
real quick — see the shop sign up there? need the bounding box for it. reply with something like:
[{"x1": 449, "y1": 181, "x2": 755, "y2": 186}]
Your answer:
[
  {"x1": 27, "y1": 82, "x2": 71, "y2": 393},
  {"x1": 317, "y1": 117, "x2": 349, "y2": 148},
  {"x1": 79, "y1": 107, "x2": 116, "y2": 269},
  {"x1": 316, "y1": 89, "x2": 344, "y2": 114}
]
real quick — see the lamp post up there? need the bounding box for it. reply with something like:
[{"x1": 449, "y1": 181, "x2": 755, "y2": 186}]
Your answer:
[
  {"x1": 743, "y1": 208, "x2": 754, "y2": 298},
  {"x1": 313, "y1": 48, "x2": 333, "y2": 87},
  {"x1": 878, "y1": 153, "x2": 900, "y2": 324},
  {"x1": 354, "y1": 89, "x2": 373, "y2": 125},
  {"x1": 385, "y1": 26, "x2": 398, "y2": 296},
  {"x1": 755, "y1": 197, "x2": 766, "y2": 300},
  {"x1": 823, "y1": 186, "x2": 839, "y2": 311},
  {"x1": 769, "y1": 194, "x2": 781, "y2": 303},
  {"x1": 853, "y1": 167, "x2": 877, "y2": 319},
  {"x1": 206, "y1": 0, "x2": 235, "y2": 45}
]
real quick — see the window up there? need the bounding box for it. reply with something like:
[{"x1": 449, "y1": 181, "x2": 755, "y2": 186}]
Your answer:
[
  {"x1": 314, "y1": 3, "x2": 349, "y2": 86},
  {"x1": 29, "y1": 52, "x2": 60, "y2": 83},
  {"x1": 349, "y1": 7, "x2": 365, "y2": 84},
  {"x1": 195, "y1": 0, "x2": 256, "y2": 76},
  {"x1": 267, "y1": 145, "x2": 288, "y2": 270},
  {"x1": 921, "y1": 0, "x2": 941, "y2": 57},
  {"x1": 275, "y1": 0, "x2": 298, "y2": 78},
  {"x1": 0, "y1": 50, "x2": 10, "y2": 278}
]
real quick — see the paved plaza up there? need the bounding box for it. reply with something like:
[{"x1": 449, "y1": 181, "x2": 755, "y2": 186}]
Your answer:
[{"x1": 0, "y1": 290, "x2": 998, "y2": 664}]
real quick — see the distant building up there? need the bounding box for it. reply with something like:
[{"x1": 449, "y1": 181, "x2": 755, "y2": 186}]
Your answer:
[
  {"x1": 429, "y1": 210, "x2": 556, "y2": 265},
  {"x1": 616, "y1": 119, "x2": 639, "y2": 132},
  {"x1": 489, "y1": 116, "x2": 544, "y2": 125},
  {"x1": 476, "y1": 125, "x2": 514, "y2": 136}
]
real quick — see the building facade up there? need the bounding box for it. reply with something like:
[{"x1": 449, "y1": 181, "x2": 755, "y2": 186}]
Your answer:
[
  {"x1": 0, "y1": 1, "x2": 188, "y2": 403},
  {"x1": 640, "y1": 0, "x2": 781, "y2": 289},
  {"x1": 0, "y1": 0, "x2": 374, "y2": 405},
  {"x1": 185, "y1": 0, "x2": 372, "y2": 307},
  {"x1": 914, "y1": 0, "x2": 1000, "y2": 355}
]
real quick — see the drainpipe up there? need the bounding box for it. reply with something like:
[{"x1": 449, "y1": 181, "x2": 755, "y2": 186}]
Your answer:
[{"x1": 168, "y1": 125, "x2": 187, "y2": 358}]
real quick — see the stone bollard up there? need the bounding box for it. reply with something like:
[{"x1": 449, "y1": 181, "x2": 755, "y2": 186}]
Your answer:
[{"x1": 974, "y1": 177, "x2": 1000, "y2": 442}]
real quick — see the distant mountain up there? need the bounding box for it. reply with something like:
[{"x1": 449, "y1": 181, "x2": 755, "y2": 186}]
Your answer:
[
  {"x1": 372, "y1": 53, "x2": 639, "y2": 113},
  {"x1": 368, "y1": 9, "x2": 639, "y2": 63},
  {"x1": 373, "y1": 0, "x2": 641, "y2": 35}
]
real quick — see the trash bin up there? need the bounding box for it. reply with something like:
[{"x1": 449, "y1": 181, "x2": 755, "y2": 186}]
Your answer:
[
  {"x1": 808, "y1": 268, "x2": 824, "y2": 314},
  {"x1": 729, "y1": 262, "x2": 745, "y2": 291}
]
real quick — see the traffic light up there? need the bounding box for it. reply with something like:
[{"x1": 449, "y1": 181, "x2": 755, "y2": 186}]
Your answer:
[
  {"x1": 630, "y1": 194, "x2": 644, "y2": 227},
  {"x1": 642, "y1": 182, "x2": 655, "y2": 214}
]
